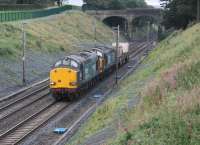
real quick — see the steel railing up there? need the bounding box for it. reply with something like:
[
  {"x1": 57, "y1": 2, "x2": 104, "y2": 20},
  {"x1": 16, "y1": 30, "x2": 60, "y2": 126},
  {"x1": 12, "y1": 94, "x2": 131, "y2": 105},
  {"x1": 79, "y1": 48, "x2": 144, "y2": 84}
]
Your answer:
[{"x1": 0, "y1": 5, "x2": 77, "y2": 22}]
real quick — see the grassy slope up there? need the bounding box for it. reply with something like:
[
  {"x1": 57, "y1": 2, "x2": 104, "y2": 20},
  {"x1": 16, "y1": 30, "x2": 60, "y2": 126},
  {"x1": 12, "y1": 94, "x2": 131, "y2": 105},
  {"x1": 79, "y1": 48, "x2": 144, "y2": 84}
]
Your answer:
[
  {"x1": 68, "y1": 24, "x2": 200, "y2": 145},
  {"x1": 0, "y1": 11, "x2": 113, "y2": 59},
  {"x1": 0, "y1": 11, "x2": 114, "y2": 90}
]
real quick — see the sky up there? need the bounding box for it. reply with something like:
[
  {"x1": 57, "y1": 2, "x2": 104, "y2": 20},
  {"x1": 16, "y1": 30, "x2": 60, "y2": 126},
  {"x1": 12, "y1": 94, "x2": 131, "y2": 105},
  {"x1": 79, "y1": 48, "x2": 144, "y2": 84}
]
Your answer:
[
  {"x1": 66, "y1": 0, "x2": 160, "y2": 8},
  {"x1": 146, "y1": 0, "x2": 160, "y2": 8},
  {"x1": 66, "y1": 0, "x2": 83, "y2": 6}
]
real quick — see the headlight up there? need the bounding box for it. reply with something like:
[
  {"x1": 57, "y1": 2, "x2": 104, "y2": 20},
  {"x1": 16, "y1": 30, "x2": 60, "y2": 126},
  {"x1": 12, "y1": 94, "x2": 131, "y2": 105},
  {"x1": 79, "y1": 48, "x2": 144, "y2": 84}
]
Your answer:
[{"x1": 50, "y1": 82, "x2": 56, "y2": 85}]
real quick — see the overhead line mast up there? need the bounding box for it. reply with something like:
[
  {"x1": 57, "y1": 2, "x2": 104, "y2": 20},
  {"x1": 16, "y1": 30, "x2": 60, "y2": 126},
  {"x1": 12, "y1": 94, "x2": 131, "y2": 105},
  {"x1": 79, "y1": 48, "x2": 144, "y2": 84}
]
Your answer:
[{"x1": 198, "y1": 0, "x2": 200, "y2": 22}]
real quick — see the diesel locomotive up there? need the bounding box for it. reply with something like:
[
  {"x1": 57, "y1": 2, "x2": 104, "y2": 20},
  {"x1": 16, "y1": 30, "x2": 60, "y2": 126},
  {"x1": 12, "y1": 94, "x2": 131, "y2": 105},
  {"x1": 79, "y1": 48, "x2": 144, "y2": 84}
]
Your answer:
[{"x1": 50, "y1": 43, "x2": 129, "y2": 101}]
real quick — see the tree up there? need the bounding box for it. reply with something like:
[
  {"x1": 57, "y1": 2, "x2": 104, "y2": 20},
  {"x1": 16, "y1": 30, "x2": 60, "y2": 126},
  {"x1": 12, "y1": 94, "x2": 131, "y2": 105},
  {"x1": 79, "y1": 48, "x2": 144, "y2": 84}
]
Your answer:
[
  {"x1": 82, "y1": 0, "x2": 147, "y2": 10},
  {"x1": 161, "y1": 0, "x2": 197, "y2": 29}
]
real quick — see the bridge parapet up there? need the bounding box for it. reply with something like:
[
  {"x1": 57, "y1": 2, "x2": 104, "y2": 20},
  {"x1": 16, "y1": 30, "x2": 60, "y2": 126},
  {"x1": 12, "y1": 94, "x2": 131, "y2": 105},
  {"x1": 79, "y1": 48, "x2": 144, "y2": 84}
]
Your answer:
[
  {"x1": 86, "y1": 8, "x2": 162, "y2": 22},
  {"x1": 87, "y1": 8, "x2": 162, "y2": 14}
]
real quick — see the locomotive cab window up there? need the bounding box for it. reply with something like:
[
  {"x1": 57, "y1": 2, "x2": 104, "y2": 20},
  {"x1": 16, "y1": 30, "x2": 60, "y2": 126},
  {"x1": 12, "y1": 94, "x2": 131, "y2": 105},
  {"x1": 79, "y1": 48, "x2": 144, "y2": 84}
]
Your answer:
[
  {"x1": 63, "y1": 59, "x2": 70, "y2": 66},
  {"x1": 71, "y1": 60, "x2": 78, "y2": 68},
  {"x1": 97, "y1": 51, "x2": 103, "y2": 57},
  {"x1": 55, "y1": 61, "x2": 62, "y2": 67}
]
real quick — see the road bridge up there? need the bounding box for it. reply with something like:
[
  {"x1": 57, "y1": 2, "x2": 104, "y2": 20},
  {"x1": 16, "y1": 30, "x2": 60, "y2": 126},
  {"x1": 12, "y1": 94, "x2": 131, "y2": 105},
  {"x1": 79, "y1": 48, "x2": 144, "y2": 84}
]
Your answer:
[{"x1": 86, "y1": 8, "x2": 162, "y2": 38}]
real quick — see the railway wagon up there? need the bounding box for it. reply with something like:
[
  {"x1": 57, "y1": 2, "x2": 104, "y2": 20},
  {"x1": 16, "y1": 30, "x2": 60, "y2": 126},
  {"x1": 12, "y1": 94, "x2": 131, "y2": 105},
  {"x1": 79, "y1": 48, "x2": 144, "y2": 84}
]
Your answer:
[
  {"x1": 112, "y1": 42, "x2": 129, "y2": 65},
  {"x1": 50, "y1": 44, "x2": 129, "y2": 101}
]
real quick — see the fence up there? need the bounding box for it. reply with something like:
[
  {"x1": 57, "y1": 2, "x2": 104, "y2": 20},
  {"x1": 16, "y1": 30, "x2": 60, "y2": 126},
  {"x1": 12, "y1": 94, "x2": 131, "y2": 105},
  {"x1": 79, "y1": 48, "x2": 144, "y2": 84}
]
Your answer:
[
  {"x1": 0, "y1": 4, "x2": 45, "y2": 11},
  {"x1": 0, "y1": 5, "x2": 75, "y2": 22}
]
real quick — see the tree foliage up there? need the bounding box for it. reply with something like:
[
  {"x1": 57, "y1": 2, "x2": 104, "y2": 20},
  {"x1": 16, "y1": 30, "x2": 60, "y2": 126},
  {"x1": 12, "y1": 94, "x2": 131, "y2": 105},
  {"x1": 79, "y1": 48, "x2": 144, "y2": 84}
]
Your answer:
[
  {"x1": 82, "y1": 0, "x2": 147, "y2": 10},
  {"x1": 161, "y1": 0, "x2": 197, "y2": 29}
]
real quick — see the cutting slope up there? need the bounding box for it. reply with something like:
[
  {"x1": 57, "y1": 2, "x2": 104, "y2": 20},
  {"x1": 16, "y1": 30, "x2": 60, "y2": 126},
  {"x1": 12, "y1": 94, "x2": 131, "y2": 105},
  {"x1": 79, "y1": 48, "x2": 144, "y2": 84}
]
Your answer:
[{"x1": 68, "y1": 24, "x2": 200, "y2": 145}]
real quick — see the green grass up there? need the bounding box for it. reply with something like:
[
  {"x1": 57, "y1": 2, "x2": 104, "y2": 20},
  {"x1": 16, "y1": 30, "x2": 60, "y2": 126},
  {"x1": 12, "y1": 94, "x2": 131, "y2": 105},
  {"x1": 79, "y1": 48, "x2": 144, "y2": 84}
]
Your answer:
[
  {"x1": 67, "y1": 24, "x2": 200, "y2": 145},
  {"x1": 0, "y1": 11, "x2": 114, "y2": 59}
]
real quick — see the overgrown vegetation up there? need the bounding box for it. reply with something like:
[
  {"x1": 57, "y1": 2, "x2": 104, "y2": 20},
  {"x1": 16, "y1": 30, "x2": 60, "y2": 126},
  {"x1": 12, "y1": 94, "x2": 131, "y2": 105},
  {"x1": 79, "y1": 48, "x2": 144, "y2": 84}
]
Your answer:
[
  {"x1": 161, "y1": 0, "x2": 198, "y2": 29},
  {"x1": 68, "y1": 23, "x2": 200, "y2": 145}
]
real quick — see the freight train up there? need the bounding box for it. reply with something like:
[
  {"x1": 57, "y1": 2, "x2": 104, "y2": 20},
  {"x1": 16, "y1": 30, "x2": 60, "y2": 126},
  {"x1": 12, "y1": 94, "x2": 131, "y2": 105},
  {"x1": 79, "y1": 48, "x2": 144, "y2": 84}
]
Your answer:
[{"x1": 50, "y1": 43, "x2": 129, "y2": 101}]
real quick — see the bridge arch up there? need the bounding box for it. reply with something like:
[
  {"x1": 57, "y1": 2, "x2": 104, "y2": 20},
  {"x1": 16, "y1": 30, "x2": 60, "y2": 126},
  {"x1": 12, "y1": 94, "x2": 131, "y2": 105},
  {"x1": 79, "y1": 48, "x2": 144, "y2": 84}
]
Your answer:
[
  {"x1": 103, "y1": 16, "x2": 129, "y2": 35},
  {"x1": 131, "y1": 15, "x2": 159, "y2": 40}
]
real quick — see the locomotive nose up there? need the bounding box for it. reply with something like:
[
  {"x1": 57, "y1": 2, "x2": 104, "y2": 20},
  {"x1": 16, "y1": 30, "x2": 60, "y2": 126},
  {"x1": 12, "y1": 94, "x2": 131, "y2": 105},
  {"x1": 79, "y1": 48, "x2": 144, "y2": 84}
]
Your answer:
[{"x1": 50, "y1": 68, "x2": 78, "y2": 89}]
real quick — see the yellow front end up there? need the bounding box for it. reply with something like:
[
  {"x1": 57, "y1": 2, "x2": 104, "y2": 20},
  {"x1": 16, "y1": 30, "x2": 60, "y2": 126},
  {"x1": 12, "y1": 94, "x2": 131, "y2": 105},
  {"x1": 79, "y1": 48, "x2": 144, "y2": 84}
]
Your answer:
[{"x1": 50, "y1": 68, "x2": 78, "y2": 89}]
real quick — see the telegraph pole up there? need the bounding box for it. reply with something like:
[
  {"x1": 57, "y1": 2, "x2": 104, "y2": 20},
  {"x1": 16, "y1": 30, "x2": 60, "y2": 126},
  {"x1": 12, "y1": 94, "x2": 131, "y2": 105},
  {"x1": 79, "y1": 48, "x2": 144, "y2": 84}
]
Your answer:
[
  {"x1": 198, "y1": 0, "x2": 200, "y2": 22},
  {"x1": 147, "y1": 21, "x2": 150, "y2": 44},
  {"x1": 146, "y1": 21, "x2": 151, "y2": 52},
  {"x1": 115, "y1": 25, "x2": 120, "y2": 85},
  {"x1": 22, "y1": 22, "x2": 26, "y2": 85},
  {"x1": 112, "y1": 25, "x2": 120, "y2": 85}
]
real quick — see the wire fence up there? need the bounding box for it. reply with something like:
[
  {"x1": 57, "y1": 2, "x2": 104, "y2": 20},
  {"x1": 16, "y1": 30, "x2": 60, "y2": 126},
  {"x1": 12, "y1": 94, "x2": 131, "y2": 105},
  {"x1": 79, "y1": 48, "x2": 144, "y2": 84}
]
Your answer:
[{"x1": 0, "y1": 5, "x2": 78, "y2": 22}]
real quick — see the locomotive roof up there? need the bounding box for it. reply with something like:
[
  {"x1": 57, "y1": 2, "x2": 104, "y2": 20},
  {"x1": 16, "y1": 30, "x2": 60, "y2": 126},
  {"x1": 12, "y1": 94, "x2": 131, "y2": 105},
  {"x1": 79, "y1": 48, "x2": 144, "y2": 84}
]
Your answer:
[
  {"x1": 93, "y1": 46, "x2": 113, "y2": 53},
  {"x1": 80, "y1": 51, "x2": 96, "y2": 58},
  {"x1": 79, "y1": 50, "x2": 97, "y2": 58},
  {"x1": 64, "y1": 50, "x2": 97, "y2": 64},
  {"x1": 66, "y1": 55, "x2": 85, "y2": 63}
]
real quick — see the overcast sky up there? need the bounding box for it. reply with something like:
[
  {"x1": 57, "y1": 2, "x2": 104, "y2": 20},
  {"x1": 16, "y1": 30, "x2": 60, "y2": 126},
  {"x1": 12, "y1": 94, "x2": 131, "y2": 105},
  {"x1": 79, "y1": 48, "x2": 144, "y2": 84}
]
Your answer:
[
  {"x1": 67, "y1": 0, "x2": 160, "y2": 7},
  {"x1": 146, "y1": 0, "x2": 160, "y2": 7}
]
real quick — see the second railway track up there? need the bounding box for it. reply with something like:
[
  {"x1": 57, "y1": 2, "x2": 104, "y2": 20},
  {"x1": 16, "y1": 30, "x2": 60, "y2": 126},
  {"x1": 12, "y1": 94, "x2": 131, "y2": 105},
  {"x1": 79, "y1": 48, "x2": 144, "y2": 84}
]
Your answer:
[
  {"x1": 0, "y1": 102, "x2": 70, "y2": 145},
  {"x1": 0, "y1": 83, "x2": 49, "y2": 112}
]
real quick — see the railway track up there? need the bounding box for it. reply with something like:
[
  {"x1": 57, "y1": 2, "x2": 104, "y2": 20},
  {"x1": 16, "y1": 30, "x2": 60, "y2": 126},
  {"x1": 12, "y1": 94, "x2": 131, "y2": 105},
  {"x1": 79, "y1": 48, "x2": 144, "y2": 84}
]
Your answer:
[
  {"x1": 0, "y1": 80, "x2": 49, "y2": 108},
  {"x1": 0, "y1": 78, "x2": 51, "y2": 144},
  {"x1": 0, "y1": 87, "x2": 49, "y2": 119},
  {"x1": 0, "y1": 41, "x2": 153, "y2": 145},
  {"x1": 0, "y1": 94, "x2": 54, "y2": 134},
  {"x1": 30, "y1": 41, "x2": 154, "y2": 145},
  {"x1": 0, "y1": 102, "x2": 69, "y2": 145},
  {"x1": 130, "y1": 42, "x2": 149, "y2": 57}
]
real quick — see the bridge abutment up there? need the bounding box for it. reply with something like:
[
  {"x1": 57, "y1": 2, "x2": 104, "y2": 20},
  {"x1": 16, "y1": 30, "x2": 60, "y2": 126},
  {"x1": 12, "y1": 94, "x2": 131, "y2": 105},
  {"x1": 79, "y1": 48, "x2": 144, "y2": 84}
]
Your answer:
[{"x1": 127, "y1": 16, "x2": 134, "y2": 39}]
